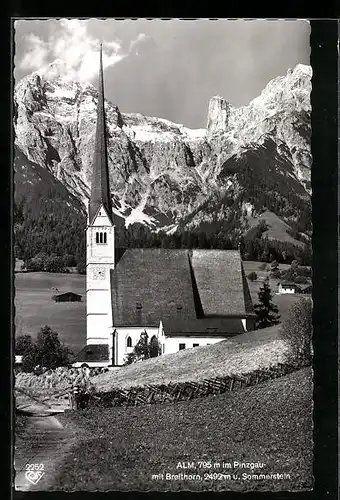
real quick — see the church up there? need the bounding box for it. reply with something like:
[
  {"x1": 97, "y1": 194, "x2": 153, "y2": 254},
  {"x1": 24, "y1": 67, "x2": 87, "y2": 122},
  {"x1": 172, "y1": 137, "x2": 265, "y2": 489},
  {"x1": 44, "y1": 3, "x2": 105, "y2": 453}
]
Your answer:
[{"x1": 74, "y1": 46, "x2": 256, "y2": 368}]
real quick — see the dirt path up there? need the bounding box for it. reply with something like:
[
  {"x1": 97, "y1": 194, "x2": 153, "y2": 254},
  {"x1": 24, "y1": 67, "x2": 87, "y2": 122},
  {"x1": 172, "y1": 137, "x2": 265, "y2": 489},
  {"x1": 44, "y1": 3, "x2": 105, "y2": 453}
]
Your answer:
[{"x1": 15, "y1": 413, "x2": 73, "y2": 491}]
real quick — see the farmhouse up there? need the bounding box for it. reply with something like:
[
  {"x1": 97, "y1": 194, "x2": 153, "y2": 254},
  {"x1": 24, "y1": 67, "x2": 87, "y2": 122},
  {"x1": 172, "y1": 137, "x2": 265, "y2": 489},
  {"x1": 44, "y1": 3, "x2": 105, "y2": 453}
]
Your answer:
[
  {"x1": 14, "y1": 355, "x2": 23, "y2": 373},
  {"x1": 277, "y1": 282, "x2": 298, "y2": 294},
  {"x1": 74, "y1": 46, "x2": 256, "y2": 368},
  {"x1": 15, "y1": 355, "x2": 23, "y2": 365},
  {"x1": 53, "y1": 291, "x2": 82, "y2": 302}
]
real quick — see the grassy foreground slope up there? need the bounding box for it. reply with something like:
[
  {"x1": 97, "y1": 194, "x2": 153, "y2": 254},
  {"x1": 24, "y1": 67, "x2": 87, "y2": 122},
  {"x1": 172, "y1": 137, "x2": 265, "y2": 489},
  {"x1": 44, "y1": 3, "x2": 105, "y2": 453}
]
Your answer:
[
  {"x1": 57, "y1": 367, "x2": 313, "y2": 492},
  {"x1": 93, "y1": 325, "x2": 287, "y2": 391}
]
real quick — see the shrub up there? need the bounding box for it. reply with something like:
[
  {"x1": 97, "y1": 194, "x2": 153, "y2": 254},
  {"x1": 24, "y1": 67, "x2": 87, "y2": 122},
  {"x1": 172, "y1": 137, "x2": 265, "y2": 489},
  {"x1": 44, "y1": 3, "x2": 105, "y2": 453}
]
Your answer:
[
  {"x1": 294, "y1": 275, "x2": 309, "y2": 284},
  {"x1": 16, "y1": 326, "x2": 72, "y2": 372},
  {"x1": 44, "y1": 255, "x2": 66, "y2": 273},
  {"x1": 290, "y1": 259, "x2": 300, "y2": 270},
  {"x1": 247, "y1": 271, "x2": 257, "y2": 282},
  {"x1": 124, "y1": 331, "x2": 161, "y2": 365},
  {"x1": 34, "y1": 326, "x2": 72, "y2": 369},
  {"x1": 24, "y1": 253, "x2": 66, "y2": 273},
  {"x1": 270, "y1": 269, "x2": 281, "y2": 279},
  {"x1": 15, "y1": 335, "x2": 34, "y2": 355},
  {"x1": 281, "y1": 298, "x2": 312, "y2": 367},
  {"x1": 298, "y1": 266, "x2": 312, "y2": 278},
  {"x1": 77, "y1": 259, "x2": 86, "y2": 275}
]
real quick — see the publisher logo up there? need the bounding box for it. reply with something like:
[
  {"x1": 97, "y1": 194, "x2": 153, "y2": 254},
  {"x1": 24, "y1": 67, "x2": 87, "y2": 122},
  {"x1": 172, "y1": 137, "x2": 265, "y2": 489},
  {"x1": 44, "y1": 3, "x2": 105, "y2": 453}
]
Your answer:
[{"x1": 25, "y1": 469, "x2": 44, "y2": 485}]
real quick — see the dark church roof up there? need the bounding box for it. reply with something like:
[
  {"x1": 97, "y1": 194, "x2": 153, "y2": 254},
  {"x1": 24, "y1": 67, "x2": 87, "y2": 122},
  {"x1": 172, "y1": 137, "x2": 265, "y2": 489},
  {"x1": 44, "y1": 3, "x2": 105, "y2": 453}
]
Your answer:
[
  {"x1": 162, "y1": 317, "x2": 247, "y2": 336},
  {"x1": 110, "y1": 249, "x2": 255, "y2": 334},
  {"x1": 88, "y1": 44, "x2": 113, "y2": 225},
  {"x1": 52, "y1": 291, "x2": 82, "y2": 301},
  {"x1": 190, "y1": 250, "x2": 247, "y2": 316}
]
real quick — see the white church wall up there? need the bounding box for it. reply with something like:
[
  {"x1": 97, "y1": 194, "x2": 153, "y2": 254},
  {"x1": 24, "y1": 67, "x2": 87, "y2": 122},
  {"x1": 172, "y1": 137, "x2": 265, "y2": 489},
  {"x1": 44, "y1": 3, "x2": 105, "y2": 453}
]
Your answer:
[
  {"x1": 87, "y1": 290, "x2": 111, "y2": 314},
  {"x1": 164, "y1": 336, "x2": 226, "y2": 354},
  {"x1": 158, "y1": 321, "x2": 167, "y2": 354},
  {"x1": 86, "y1": 204, "x2": 115, "y2": 348},
  {"x1": 278, "y1": 285, "x2": 296, "y2": 294},
  {"x1": 91, "y1": 208, "x2": 112, "y2": 226},
  {"x1": 158, "y1": 321, "x2": 166, "y2": 341},
  {"x1": 114, "y1": 326, "x2": 159, "y2": 365},
  {"x1": 86, "y1": 288, "x2": 112, "y2": 345},
  {"x1": 87, "y1": 315, "x2": 112, "y2": 343},
  {"x1": 87, "y1": 226, "x2": 115, "y2": 259}
]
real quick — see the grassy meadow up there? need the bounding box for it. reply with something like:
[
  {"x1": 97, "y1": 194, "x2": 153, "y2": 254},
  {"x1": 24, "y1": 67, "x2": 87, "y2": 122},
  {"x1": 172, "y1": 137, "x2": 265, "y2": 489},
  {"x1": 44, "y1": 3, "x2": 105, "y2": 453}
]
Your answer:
[
  {"x1": 245, "y1": 210, "x2": 305, "y2": 248},
  {"x1": 56, "y1": 367, "x2": 313, "y2": 492},
  {"x1": 243, "y1": 261, "x2": 306, "y2": 323},
  {"x1": 14, "y1": 271, "x2": 86, "y2": 355}
]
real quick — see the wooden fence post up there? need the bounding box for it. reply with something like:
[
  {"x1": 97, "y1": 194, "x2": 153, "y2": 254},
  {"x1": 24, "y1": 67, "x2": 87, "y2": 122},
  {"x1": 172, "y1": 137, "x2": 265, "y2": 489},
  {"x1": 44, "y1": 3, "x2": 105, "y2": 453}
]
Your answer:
[
  {"x1": 68, "y1": 391, "x2": 73, "y2": 409},
  {"x1": 71, "y1": 385, "x2": 79, "y2": 410}
]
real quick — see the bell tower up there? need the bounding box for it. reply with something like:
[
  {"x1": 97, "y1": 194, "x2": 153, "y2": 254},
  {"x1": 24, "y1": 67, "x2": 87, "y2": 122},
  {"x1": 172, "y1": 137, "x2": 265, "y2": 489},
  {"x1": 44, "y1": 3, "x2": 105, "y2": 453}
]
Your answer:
[{"x1": 86, "y1": 43, "x2": 114, "y2": 361}]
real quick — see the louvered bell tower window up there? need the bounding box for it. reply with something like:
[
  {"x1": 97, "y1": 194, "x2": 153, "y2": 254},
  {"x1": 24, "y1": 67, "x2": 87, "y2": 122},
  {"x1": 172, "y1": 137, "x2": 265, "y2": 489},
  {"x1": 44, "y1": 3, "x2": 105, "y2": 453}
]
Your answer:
[{"x1": 96, "y1": 232, "x2": 107, "y2": 244}]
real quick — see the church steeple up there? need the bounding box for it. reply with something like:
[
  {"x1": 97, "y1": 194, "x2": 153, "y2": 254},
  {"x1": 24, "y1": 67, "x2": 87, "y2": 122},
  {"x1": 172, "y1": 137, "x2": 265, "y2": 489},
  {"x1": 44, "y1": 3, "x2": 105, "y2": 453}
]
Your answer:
[{"x1": 88, "y1": 43, "x2": 112, "y2": 225}]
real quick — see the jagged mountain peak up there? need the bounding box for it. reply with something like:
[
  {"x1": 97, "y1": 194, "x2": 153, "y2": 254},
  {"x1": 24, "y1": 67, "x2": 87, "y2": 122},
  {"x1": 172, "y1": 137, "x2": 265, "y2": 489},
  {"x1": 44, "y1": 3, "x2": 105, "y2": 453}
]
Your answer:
[
  {"x1": 249, "y1": 63, "x2": 311, "y2": 111},
  {"x1": 206, "y1": 95, "x2": 232, "y2": 137},
  {"x1": 289, "y1": 63, "x2": 312, "y2": 76},
  {"x1": 32, "y1": 58, "x2": 96, "y2": 88},
  {"x1": 14, "y1": 62, "x2": 311, "y2": 232}
]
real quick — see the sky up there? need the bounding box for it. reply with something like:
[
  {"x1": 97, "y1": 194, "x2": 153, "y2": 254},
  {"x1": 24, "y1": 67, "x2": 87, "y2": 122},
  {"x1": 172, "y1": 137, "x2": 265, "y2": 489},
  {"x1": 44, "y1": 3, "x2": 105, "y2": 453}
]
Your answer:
[{"x1": 14, "y1": 19, "x2": 310, "y2": 129}]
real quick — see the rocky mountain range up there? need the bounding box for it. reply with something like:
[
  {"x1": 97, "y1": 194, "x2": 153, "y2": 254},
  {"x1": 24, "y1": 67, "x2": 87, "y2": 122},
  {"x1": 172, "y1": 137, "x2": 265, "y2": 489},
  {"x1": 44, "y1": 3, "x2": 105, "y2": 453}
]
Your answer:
[{"x1": 14, "y1": 61, "x2": 312, "y2": 242}]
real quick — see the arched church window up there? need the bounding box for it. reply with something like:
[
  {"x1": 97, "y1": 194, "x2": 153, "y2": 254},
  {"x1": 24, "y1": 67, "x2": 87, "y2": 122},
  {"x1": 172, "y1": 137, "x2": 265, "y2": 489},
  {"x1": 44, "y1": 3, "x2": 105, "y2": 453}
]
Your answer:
[
  {"x1": 99, "y1": 232, "x2": 103, "y2": 243},
  {"x1": 150, "y1": 335, "x2": 159, "y2": 358},
  {"x1": 103, "y1": 232, "x2": 107, "y2": 244},
  {"x1": 96, "y1": 232, "x2": 99, "y2": 244},
  {"x1": 127, "y1": 336, "x2": 132, "y2": 348}
]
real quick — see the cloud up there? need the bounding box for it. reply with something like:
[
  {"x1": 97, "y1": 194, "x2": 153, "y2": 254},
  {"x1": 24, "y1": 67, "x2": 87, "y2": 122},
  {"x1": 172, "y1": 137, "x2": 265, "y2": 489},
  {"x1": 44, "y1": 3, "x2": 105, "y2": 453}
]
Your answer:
[
  {"x1": 129, "y1": 32, "x2": 148, "y2": 50},
  {"x1": 19, "y1": 33, "x2": 49, "y2": 70},
  {"x1": 18, "y1": 19, "x2": 148, "y2": 82}
]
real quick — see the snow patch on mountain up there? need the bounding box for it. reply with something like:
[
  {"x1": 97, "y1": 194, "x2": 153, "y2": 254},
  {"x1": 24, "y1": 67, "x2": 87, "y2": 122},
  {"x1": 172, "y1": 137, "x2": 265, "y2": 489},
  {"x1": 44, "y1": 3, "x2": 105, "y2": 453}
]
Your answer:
[
  {"x1": 125, "y1": 188, "x2": 157, "y2": 228},
  {"x1": 14, "y1": 62, "x2": 312, "y2": 231}
]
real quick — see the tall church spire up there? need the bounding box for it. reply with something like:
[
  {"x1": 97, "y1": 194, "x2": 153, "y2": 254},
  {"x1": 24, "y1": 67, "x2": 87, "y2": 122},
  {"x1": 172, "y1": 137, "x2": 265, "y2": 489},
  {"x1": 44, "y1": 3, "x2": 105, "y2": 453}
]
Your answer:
[{"x1": 88, "y1": 43, "x2": 112, "y2": 225}]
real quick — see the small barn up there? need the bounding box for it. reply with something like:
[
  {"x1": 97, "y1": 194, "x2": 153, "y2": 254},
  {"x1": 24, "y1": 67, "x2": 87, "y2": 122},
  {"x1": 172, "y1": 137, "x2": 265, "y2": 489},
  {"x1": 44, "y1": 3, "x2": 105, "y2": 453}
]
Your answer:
[
  {"x1": 277, "y1": 282, "x2": 298, "y2": 294},
  {"x1": 52, "y1": 292, "x2": 82, "y2": 302}
]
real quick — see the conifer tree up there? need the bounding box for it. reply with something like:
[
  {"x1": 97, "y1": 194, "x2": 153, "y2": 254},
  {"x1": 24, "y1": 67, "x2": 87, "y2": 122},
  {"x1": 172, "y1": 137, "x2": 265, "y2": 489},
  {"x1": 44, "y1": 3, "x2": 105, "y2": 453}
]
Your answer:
[{"x1": 254, "y1": 278, "x2": 280, "y2": 329}]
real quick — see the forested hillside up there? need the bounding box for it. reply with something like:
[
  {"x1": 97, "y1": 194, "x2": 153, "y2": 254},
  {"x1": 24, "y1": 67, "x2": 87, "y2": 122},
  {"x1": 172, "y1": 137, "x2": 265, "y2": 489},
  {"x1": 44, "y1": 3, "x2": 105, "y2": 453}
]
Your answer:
[{"x1": 14, "y1": 147, "x2": 87, "y2": 272}]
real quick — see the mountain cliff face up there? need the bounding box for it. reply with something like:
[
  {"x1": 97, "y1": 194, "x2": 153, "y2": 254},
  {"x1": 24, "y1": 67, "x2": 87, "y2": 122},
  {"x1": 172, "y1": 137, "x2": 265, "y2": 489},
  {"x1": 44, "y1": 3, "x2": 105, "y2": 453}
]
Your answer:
[{"x1": 14, "y1": 61, "x2": 311, "y2": 236}]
